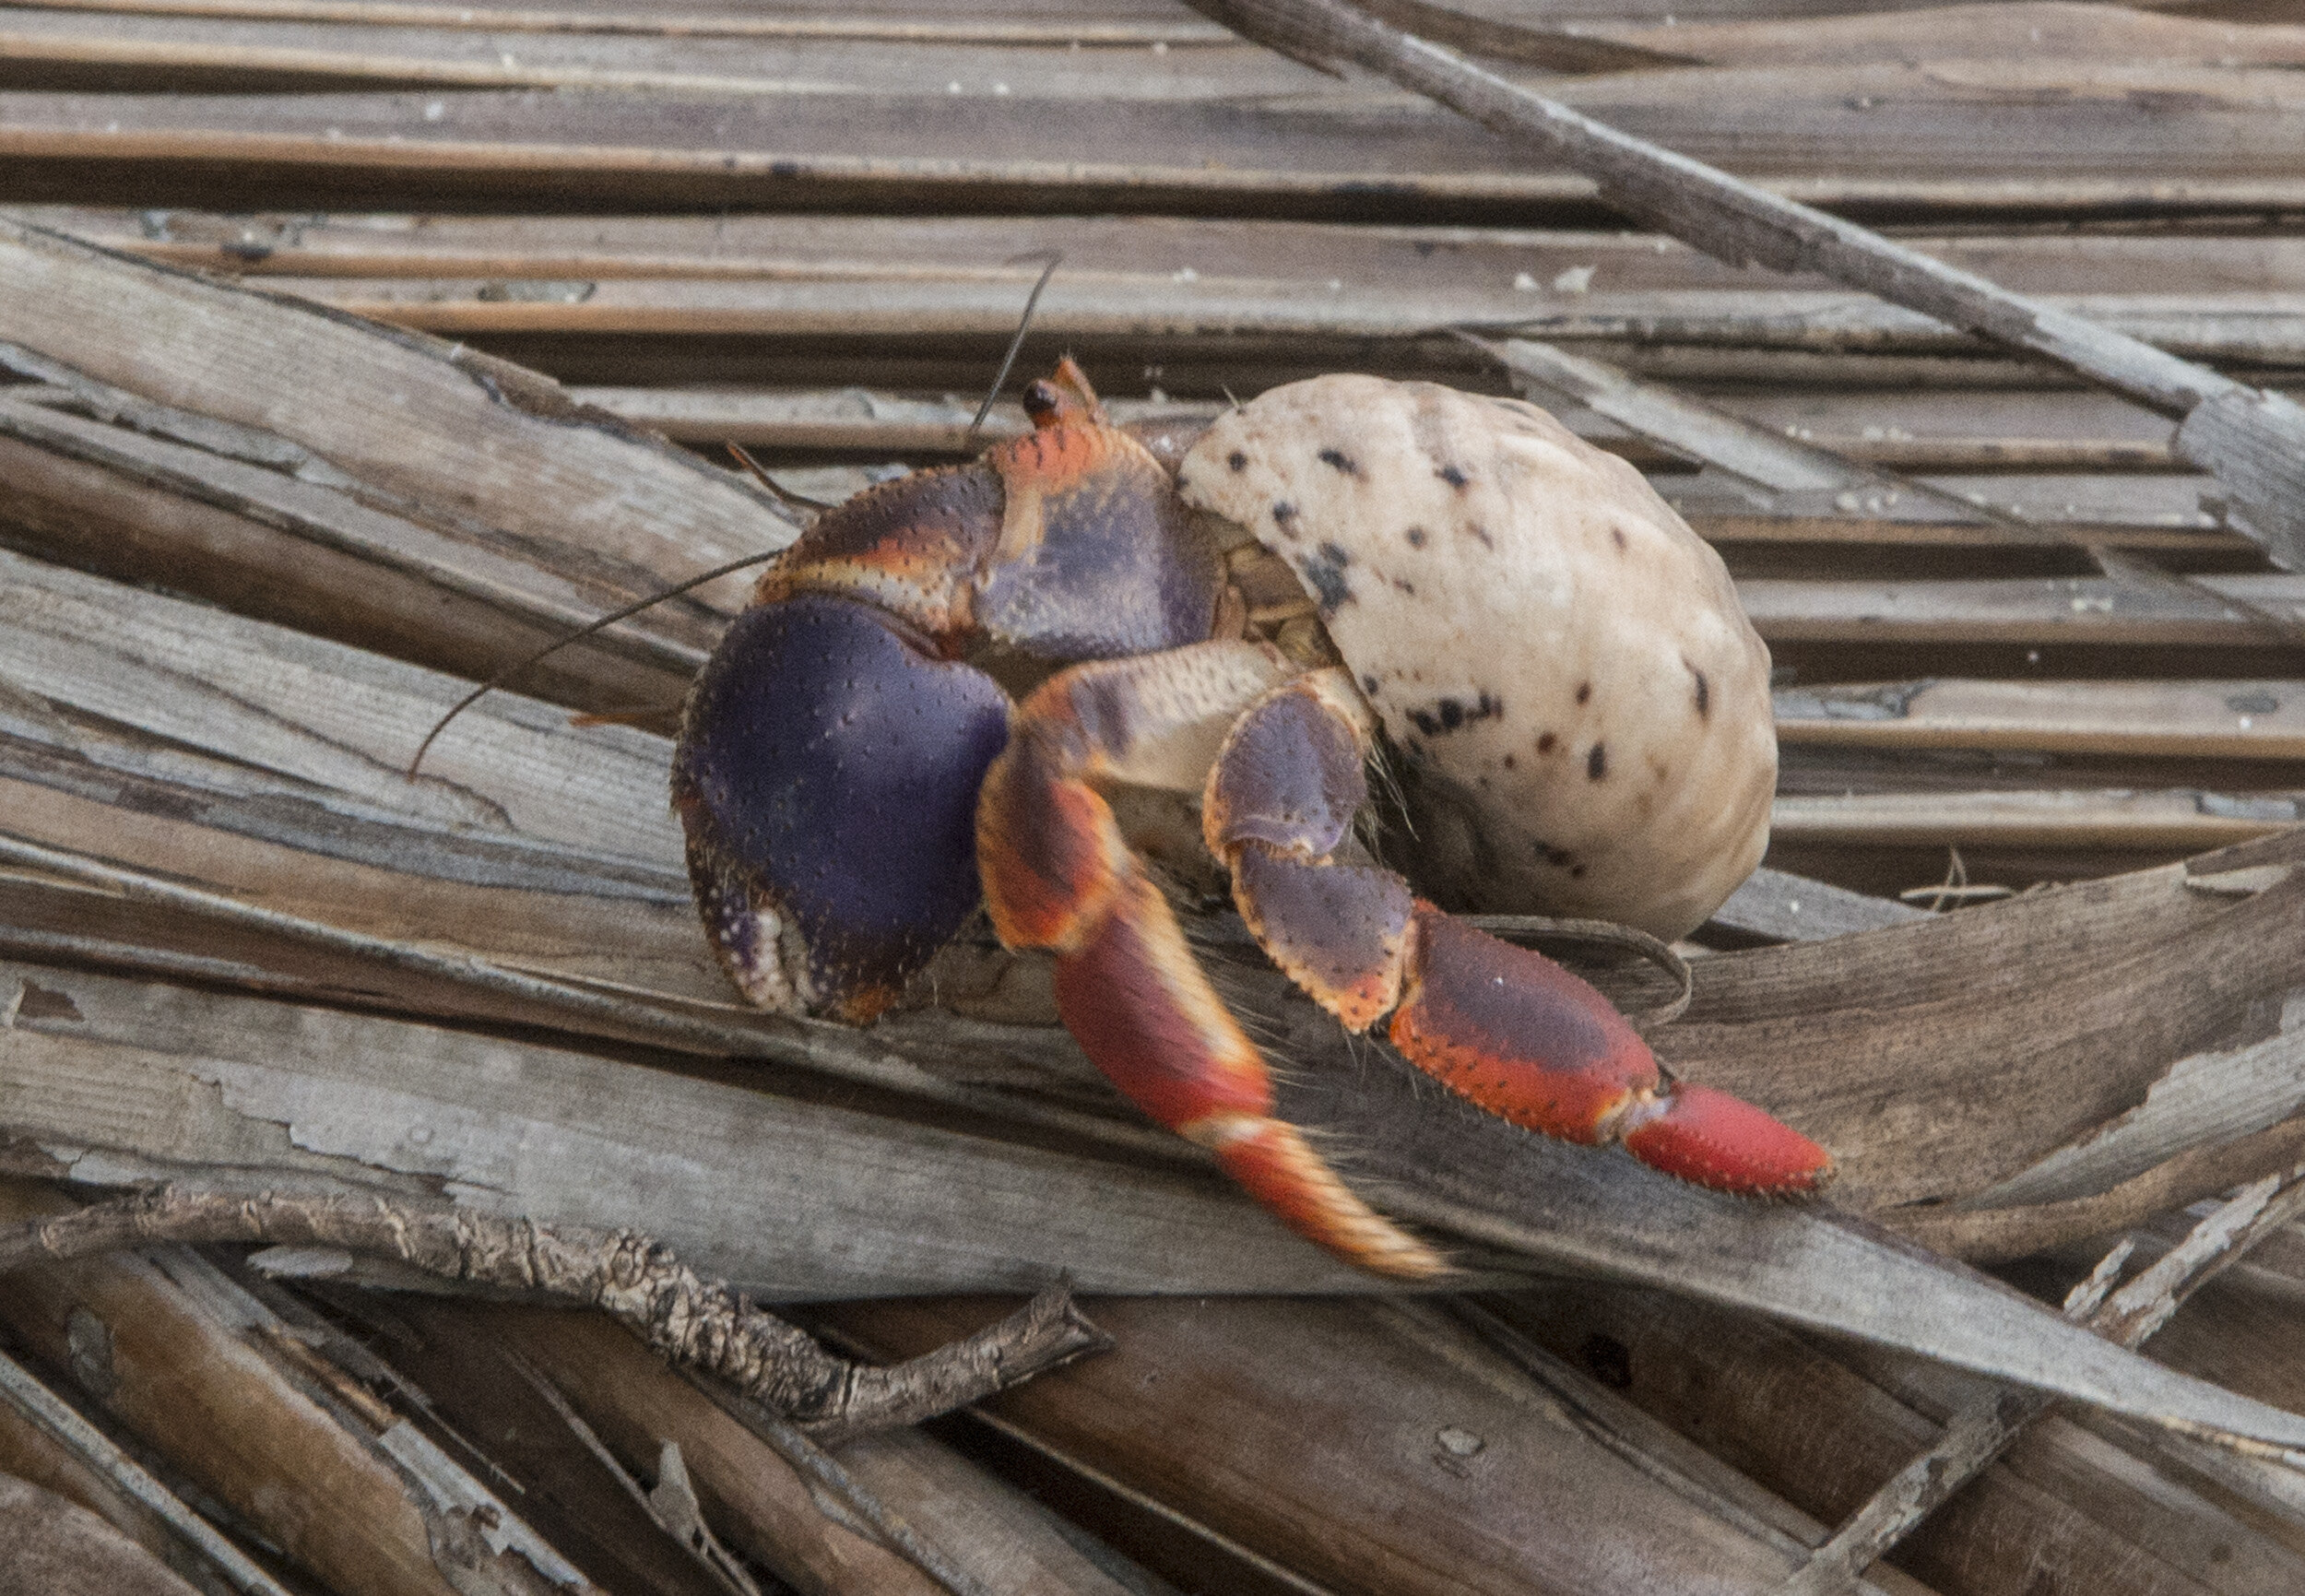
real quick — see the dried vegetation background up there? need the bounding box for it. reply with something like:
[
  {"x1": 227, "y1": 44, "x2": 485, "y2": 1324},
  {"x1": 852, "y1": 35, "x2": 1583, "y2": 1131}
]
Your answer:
[{"x1": 4, "y1": 0, "x2": 2305, "y2": 1592}]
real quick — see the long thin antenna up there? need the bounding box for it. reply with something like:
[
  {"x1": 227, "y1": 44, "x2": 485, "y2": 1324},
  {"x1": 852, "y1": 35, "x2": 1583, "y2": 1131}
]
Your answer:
[
  {"x1": 407, "y1": 549, "x2": 778, "y2": 776},
  {"x1": 968, "y1": 250, "x2": 1063, "y2": 441},
  {"x1": 727, "y1": 443, "x2": 837, "y2": 513},
  {"x1": 415, "y1": 254, "x2": 1062, "y2": 779}
]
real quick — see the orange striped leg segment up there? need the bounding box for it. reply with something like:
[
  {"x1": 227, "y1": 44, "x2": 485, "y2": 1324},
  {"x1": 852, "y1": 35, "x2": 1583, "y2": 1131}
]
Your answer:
[
  {"x1": 1205, "y1": 673, "x2": 1834, "y2": 1198},
  {"x1": 977, "y1": 644, "x2": 1449, "y2": 1279}
]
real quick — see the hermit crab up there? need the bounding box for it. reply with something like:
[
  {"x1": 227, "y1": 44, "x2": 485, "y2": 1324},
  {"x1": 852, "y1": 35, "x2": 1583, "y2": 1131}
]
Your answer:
[{"x1": 671, "y1": 361, "x2": 1831, "y2": 1277}]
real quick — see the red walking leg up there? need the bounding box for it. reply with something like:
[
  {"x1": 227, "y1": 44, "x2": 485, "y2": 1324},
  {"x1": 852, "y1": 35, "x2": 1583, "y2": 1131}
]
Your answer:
[
  {"x1": 1203, "y1": 671, "x2": 1833, "y2": 1198},
  {"x1": 976, "y1": 642, "x2": 1450, "y2": 1278}
]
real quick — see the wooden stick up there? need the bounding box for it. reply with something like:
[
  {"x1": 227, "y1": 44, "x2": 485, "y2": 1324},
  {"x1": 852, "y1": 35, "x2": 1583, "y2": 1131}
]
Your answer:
[
  {"x1": 1471, "y1": 332, "x2": 2035, "y2": 538},
  {"x1": 15, "y1": 124, "x2": 2305, "y2": 232},
  {"x1": 1351, "y1": 0, "x2": 1695, "y2": 72},
  {"x1": 0, "y1": 1180, "x2": 590, "y2": 1596},
  {"x1": 0, "y1": 217, "x2": 795, "y2": 622},
  {"x1": 0, "y1": 1188, "x2": 1109, "y2": 1435},
  {"x1": 1775, "y1": 680, "x2": 2305, "y2": 763},
  {"x1": 1186, "y1": 0, "x2": 2305, "y2": 569},
  {"x1": 0, "y1": 827, "x2": 1189, "y2": 1169},
  {"x1": 1769, "y1": 788, "x2": 2303, "y2": 853},
  {"x1": 670, "y1": 1379, "x2": 995, "y2": 1596},
  {"x1": 0, "y1": 1348, "x2": 295, "y2": 1596},
  {"x1": 1483, "y1": 294, "x2": 2305, "y2": 364},
  {"x1": 1777, "y1": 1164, "x2": 2305, "y2": 1595},
  {"x1": 509, "y1": 1378, "x2": 769, "y2": 1596},
  {"x1": 822, "y1": 1292, "x2": 1864, "y2": 1596},
  {"x1": 1891, "y1": 1119, "x2": 2305, "y2": 1264},
  {"x1": 9, "y1": 0, "x2": 1234, "y2": 45},
  {"x1": 1477, "y1": 1269, "x2": 2305, "y2": 1592},
  {"x1": 1743, "y1": 572, "x2": 2305, "y2": 648},
  {"x1": 235, "y1": 273, "x2": 2305, "y2": 369},
  {"x1": 1434, "y1": 1300, "x2": 1933, "y2": 1596},
  {"x1": 1472, "y1": 337, "x2": 2269, "y2": 644},
  {"x1": 408, "y1": 1302, "x2": 1142, "y2": 1596},
  {"x1": 42, "y1": 204, "x2": 2305, "y2": 305},
  {"x1": 1590, "y1": 5, "x2": 2305, "y2": 71},
  {"x1": 570, "y1": 384, "x2": 2187, "y2": 477}
]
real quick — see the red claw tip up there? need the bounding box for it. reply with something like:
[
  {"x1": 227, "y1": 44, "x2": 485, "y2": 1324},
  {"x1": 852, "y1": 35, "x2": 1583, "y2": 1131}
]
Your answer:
[{"x1": 1618, "y1": 1082, "x2": 1835, "y2": 1195}]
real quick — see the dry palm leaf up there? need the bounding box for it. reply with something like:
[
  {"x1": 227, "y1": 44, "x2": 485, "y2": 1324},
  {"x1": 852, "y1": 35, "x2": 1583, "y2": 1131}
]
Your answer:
[
  {"x1": 0, "y1": 1179, "x2": 598, "y2": 1596},
  {"x1": 0, "y1": 1474, "x2": 207, "y2": 1596},
  {"x1": 1184, "y1": 0, "x2": 2305, "y2": 570},
  {"x1": 6, "y1": 560, "x2": 2305, "y2": 1448},
  {"x1": 5, "y1": 187, "x2": 2305, "y2": 1465},
  {"x1": 0, "y1": 1343, "x2": 296, "y2": 1595}
]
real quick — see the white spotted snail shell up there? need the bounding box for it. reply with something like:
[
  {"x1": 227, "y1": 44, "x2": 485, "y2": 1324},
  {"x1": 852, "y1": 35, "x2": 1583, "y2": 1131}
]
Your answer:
[{"x1": 1176, "y1": 375, "x2": 1774, "y2": 942}]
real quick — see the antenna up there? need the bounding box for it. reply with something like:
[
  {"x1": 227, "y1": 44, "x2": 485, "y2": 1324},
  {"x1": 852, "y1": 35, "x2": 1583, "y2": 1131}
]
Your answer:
[
  {"x1": 968, "y1": 250, "x2": 1063, "y2": 441},
  {"x1": 727, "y1": 443, "x2": 837, "y2": 513},
  {"x1": 409, "y1": 252, "x2": 1067, "y2": 777},
  {"x1": 406, "y1": 550, "x2": 775, "y2": 776}
]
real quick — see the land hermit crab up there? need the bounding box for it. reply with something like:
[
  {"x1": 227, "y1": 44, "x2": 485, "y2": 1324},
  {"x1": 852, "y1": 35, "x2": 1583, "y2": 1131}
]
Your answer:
[{"x1": 671, "y1": 360, "x2": 1831, "y2": 1278}]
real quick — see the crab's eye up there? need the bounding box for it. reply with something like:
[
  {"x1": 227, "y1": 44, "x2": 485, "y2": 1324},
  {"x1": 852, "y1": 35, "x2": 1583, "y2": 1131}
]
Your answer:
[{"x1": 1022, "y1": 379, "x2": 1065, "y2": 425}]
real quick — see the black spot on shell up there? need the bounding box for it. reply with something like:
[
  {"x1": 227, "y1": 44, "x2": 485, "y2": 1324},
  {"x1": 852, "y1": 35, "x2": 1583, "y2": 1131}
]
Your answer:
[
  {"x1": 1298, "y1": 541, "x2": 1353, "y2": 613},
  {"x1": 1436, "y1": 464, "x2": 1469, "y2": 490},
  {"x1": 1537, "y1": 732, "x2": 1557, "y2": 754},
  {"x1": 1272, "y1": 502, "x2": 1298, "y2": 528},
  {"x1": 1361, "y1": 673, "x2": 1381, "y2": 695},
  {"x1": 1686, "y1": 657, "x2": 1710, "y2": 717},
  {"x1": 1576, "y1": 681, "x2": 1591, "y2": 705},
  {"x1": 1502, "y1": 752, "x2": 1516, "y2": 770},
  {"x1": 1318, "y1": 448, "x2": 1362, "y2": 477},
  {"x1": 1587, "y1": 743, "x2": 1607, "y2": 781},
  {"x1": 1404, "y1": 526, "x2": 1427, "y2": 549},
  {"x1": 1228, "y1": 450, "x2": 1248, "y2": 471},
  {"x1": 1531, "y1": 839, "x2": 1576, "y2": 869},
  {"x1": 1571, "y1": 864, "x2": 1587, "y2": 880},
  {"x1": 1404, "y1": 692, "x2": 1500, "y2": 738},
  {"x1": 1391, "y1": 577, "x2": 1415, "y2": 595},
  {"x1": 1466, "y1": 523, "x2": 1495, "y2": 550},
  {"x1": 1611, "y1": 526, "x2": 1627, "y2": 551}
]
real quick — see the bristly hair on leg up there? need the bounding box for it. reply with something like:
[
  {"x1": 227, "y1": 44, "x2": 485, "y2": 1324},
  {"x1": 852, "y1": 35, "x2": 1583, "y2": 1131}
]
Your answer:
[
  {"x1": 1198, "y1": 948, "x2": 1295, "y2": 1053},
  {"x1": 1359, "y1": 734, "x2": 1415, "y2": 862}
]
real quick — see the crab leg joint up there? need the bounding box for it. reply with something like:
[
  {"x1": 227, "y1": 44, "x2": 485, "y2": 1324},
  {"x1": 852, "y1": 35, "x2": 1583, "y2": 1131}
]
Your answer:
[{"x1": 1207, "y1": 675, "x2": 1833, "y2": 1204}]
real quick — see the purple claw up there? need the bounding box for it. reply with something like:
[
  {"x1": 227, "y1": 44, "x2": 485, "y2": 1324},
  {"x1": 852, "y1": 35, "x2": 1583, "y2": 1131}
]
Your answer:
[{"x1": 673, "y1": 594, "x2": 1010, "y2": 1018}]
